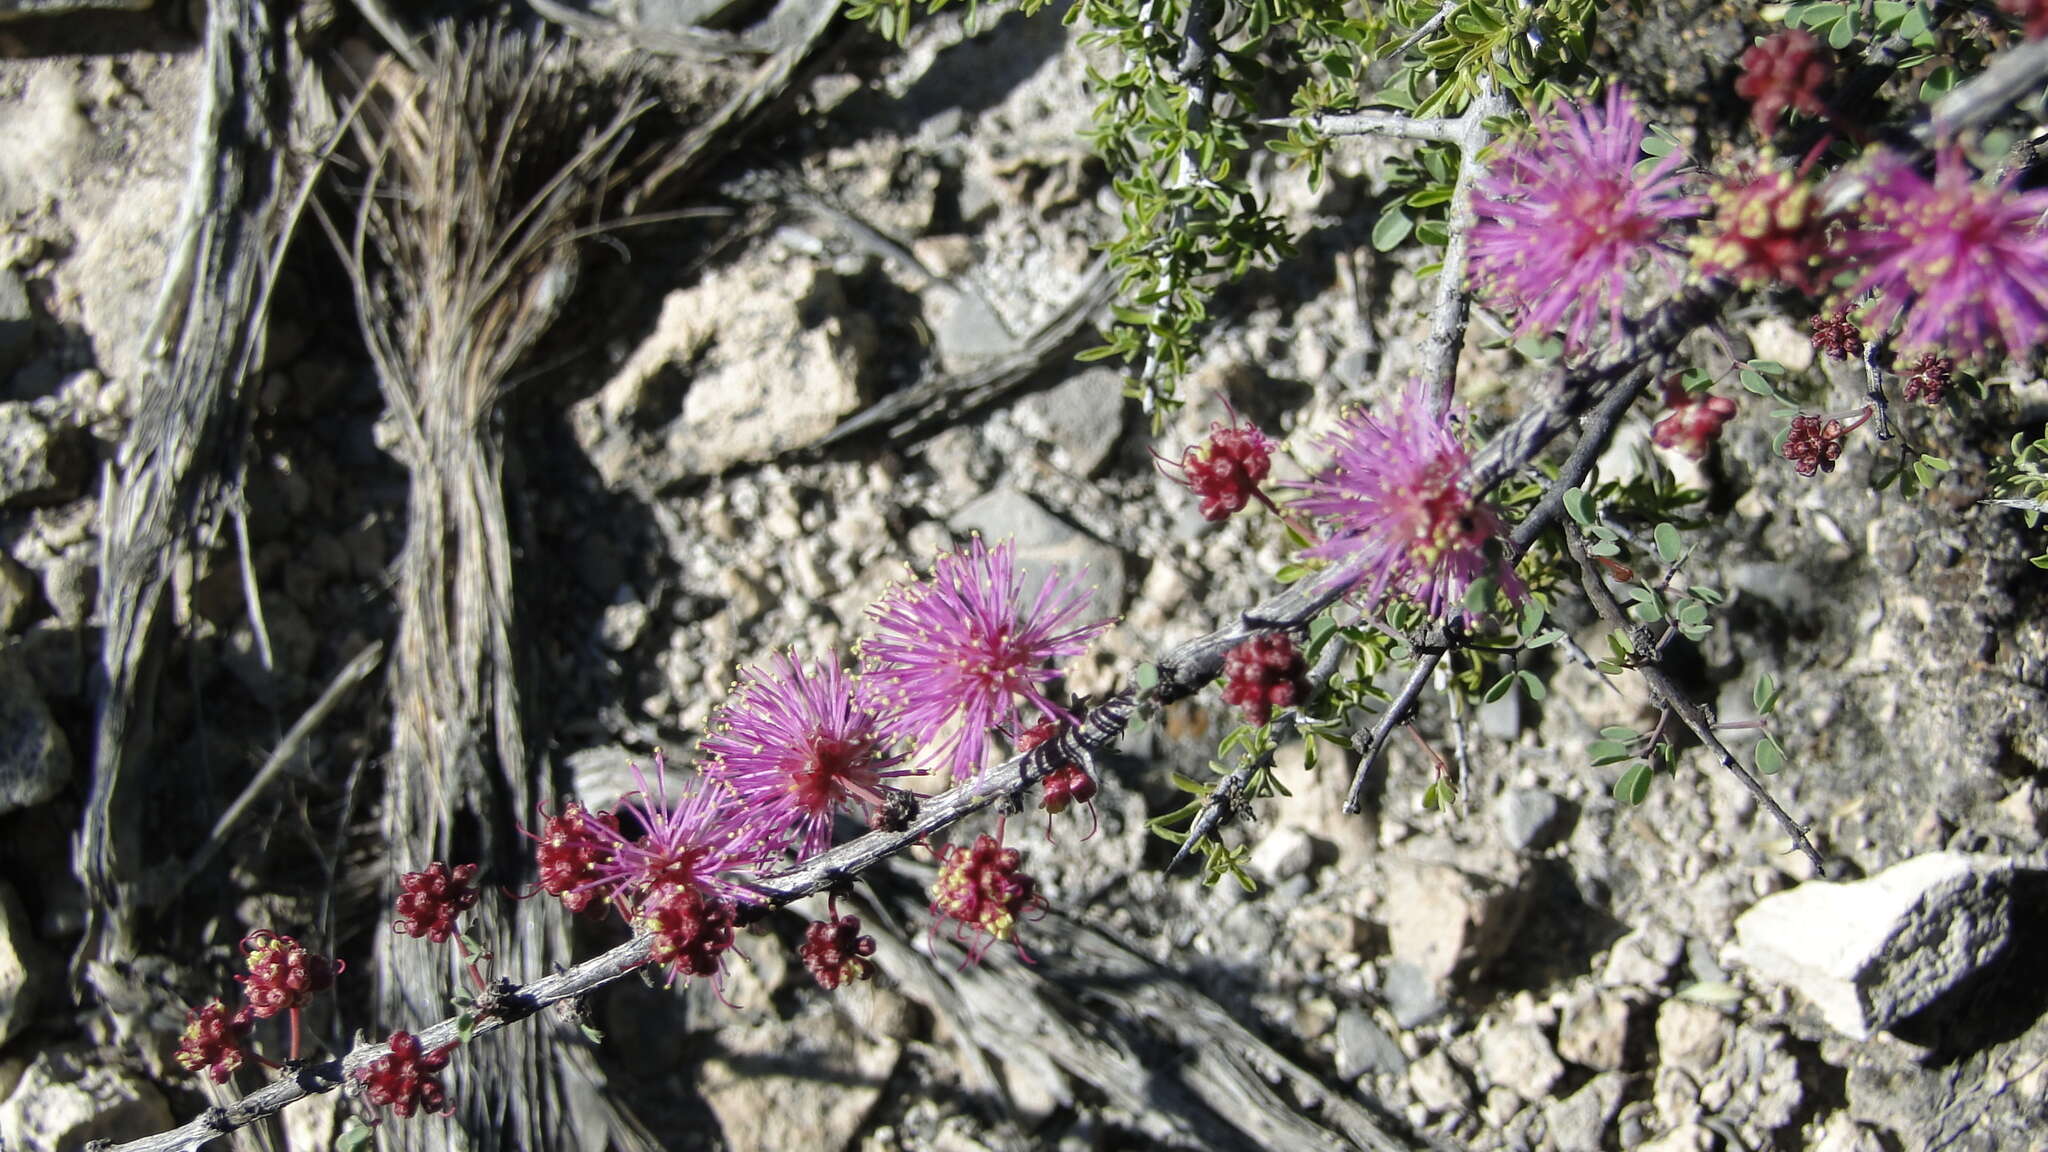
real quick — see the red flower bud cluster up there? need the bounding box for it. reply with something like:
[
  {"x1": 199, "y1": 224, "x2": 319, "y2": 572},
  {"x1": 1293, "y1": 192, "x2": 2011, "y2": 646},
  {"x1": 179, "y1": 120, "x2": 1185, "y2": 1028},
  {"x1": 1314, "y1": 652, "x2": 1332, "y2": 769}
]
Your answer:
[
  {"x1": 393, "y1": 862, "x2": 481, "y2": 944},
  {"x1": 1783, "y1": 409, "x2": 1871, "y2": 476},
  {"x1": 636, "y1": 882, "x2": 738, "y2": 985},
  {"x1": 1903, "y1": 353, "x2": 1954, "y2": 405},
  {"x1": 1039, "y1": 764, "x2": 1099, "y2": 815},
  {"x1": 1222, "y1": 634, "x2": 1308, "y2": 725},
  {"x1": 1809, "y1": 307, "x2": 1865, "y2": 361},
  {"x1": 800, "y1": 915, "x2": 879, "y2": 990},
  {"x1": 1691, "y1": 166, "x2": 1825, "y2": 291},
  {"x1": 2001, "y1": 0, "x2": 2048, "y2": 39},
  {"x1": 930, "y1": 832, "x2": 1042, "y2": 964},
  {"x1": 236, "y1": 930, "x2": 340, "y2": 1019},
  {"x1": 1651, "y1": 380, "x2": 1740, "y2": 460},
  {"x1": 356, "y1": 1030, "x2": 455, "y2": 1118},
  {"x1": 1736, "y1": 30, "x2": 1829, "y2": 136},
  {"x1": 173, "y1": 998, "x2": 254, "y2": 1084},
  {"x1": 1162, "y1": 409, "x2": 1275, "y2": 521},
  {"x1": 529, "y1": 801, "x2": 619, "y2": 916}
]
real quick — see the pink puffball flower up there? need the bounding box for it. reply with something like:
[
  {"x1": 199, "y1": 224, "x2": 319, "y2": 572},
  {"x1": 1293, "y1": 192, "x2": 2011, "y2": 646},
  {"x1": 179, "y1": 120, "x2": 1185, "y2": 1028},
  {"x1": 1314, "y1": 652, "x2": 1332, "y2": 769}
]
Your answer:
[
  {"x1": 1287, "y1": 381, "x2": 1525, "y2": 621},
  {"x1": 1833, "y1": 147, "x2": 2048, "y2": 361},
  {"x1": 701, "y1": 653, "x2": 908, "y2": 859},
  {"x1": 1470, "y1": 87, "x2": 1705, "y2": 354},
  {"x1": 584, "y1": 751, "x2": 770, "y2": 911},
  {"x1": 861, "y1": 536, "x2": 1114, "y2": 783}
]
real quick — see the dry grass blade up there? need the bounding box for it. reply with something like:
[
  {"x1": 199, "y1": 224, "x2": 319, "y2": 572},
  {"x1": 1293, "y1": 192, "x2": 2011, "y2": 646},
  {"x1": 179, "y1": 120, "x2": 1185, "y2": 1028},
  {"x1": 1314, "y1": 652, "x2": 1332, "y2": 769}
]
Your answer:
[
  {"x1": 328, "y1": 25, "x2": 655, "y2": 1152},
  {"x1": 80, "y1": 0, "x2": 295, "y2": 983}
]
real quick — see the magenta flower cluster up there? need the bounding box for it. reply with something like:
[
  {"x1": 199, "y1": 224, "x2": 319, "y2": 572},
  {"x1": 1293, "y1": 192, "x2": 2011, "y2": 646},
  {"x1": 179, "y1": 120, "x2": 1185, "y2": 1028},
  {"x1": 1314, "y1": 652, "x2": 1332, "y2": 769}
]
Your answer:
[
  {"x1": 1470, "y1": 86, "x2": 1703, "y2": 354},
  {"x1": 1289, "y1": 380, "x2": 1524, "y2": 621},
  {"x1": 516, "y1": 536, "x2": 1109, "y2": 980},
  {"x1": 860, "y1": 536, "x2": 1113, "y2": 782},
  {"x1": 1834, "y1": 148, "x2": 2048, "y2": 360}
]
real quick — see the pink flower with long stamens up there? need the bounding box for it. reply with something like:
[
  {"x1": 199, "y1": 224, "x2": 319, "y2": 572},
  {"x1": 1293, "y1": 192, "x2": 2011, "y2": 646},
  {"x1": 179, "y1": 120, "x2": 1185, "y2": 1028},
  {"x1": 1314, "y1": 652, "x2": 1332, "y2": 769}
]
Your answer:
[
  {"x1": 1470, "y1": 87, "x2": 1704, "y2": 353},
  {"x1": 1287, "y1": 380, "x2": 1524, "y2": 620},
  {"x1": 584, "y1": 751, "x2": 770, "y2": 910},
  {"x1": 861, "y1": 537, "x2": 1114, "y2": 782},
  {"x1": 701, "y1": 653, "x2": 908, "y2": 858},
  {"x1": 1833, "y1": 148, "x2": 2048, "y2": 361}
]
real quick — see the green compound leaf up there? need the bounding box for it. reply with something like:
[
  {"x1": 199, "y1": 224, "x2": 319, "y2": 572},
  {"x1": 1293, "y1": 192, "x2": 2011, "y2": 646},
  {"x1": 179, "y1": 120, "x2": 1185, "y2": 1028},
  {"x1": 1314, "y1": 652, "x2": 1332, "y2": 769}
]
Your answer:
[
  {"x1": 1518, "y1": 670, "x2": 1547, "y2": 701},
  {"x1": 1753, "y1": 673, "x2": 1779, "y2": 716},
  {"x1": 1757, "y1": 735, "x2": 1787, "y2": 776},
  {"x1": 1655, "y1": 522, "x2": 1683, "y2": 565},
  {"x1": 1589, "y1": 740, "x2": 1633, "y2": 766},
  {"x1": 1613, "y1": 762, "x2": 1653, "y2": 806},
  {"x1": 1372, "y1": 206, "x2": 1413, "y2": 251},
  {"x1": 1565, "y1": 487, "x2": 1593, "y2": 526}
]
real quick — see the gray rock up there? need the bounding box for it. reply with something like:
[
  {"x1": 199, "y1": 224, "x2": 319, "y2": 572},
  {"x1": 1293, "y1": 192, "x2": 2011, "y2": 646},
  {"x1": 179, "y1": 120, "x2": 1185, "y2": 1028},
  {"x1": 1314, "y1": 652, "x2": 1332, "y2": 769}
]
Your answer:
[
  {"x1": 1603, "y1": 924, "x2": 1684, "y2": 989},
  {"x1": 1730, "y1": 852, "x2": 2016, "y2": 1038},
  {"x1": 931, "y1": 289, "x2": 1017, "y2": 371},
  {"x1": 0, "y1": 554, "x2": 38, "y2": 634},
  {"x1": 1018, "y1": 368, "x2": 1126, "y2": 476},
  {"x1": 1558, "y1": 987, "x2": 1642, "y2": 1072},
  {"x1": 38, "y1": 549, "x2": 94, "y2": 627},
  {"x1": 0, "y1": 647, "x2": 70, "y2": 815},
  {"x1": 1478, "y1": 1023, "x2": 1565, "y2": 1101},
  {"x1": 580, "y1": 263, "x2": 874, "y2": 484},
  {"x1": 0, "y1": 881, "x2": 45, "y2": 1045},
  {"x1": 1654, "y1": 1000, "x2": 1735, "y2": 1073},
  {"x1": 696, "y1": 1014, "x2": 900, "y2": 1152},
  {"x1": 1248, "y1": 825, "x2": 1316, "y2": 883},
  {"x1": 949, "y1": 487, "x2": 1127, "y2": 622},
  {"x1": 0, "y1": 402, "x2": 85, "y2": 508},
  {"x1": 1544, "y1": 1071, "x2": 1628, "y2": 1151},
  {"x1": 1383, "y1": 861, "x2": 1527, "y2": 987},
  {"x1": 1335, "y1": 1009, "x2": 1406, "y2": 1079},
  {"x1": 0, "y1": 268, "x2": 30, "y2": 379},
  {"x1": 1476, "y1": 686, "x2": 1519, "y2": 739},
  {"x1": 1496, "y1": 786, "x2": 1564, "y2": 852},
  {"x1": 1407, "y1": 1049, "x2": 1474, "y2": 1116},
  {"x1": 1382, "y1": 961, "x2": 1447, "y2": 1029},
  {"x1": 1636, "y1": 1122, "x2": 1720, "y2": 1152},
  {"x1": 0, "y1": 1047, "x2": 172, "y2": 1152}
]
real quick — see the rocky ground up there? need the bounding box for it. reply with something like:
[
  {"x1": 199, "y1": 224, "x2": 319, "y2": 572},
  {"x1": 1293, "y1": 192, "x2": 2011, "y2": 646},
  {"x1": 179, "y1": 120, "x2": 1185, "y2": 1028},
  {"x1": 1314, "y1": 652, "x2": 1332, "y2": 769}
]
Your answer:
[{"x1": 1, "y1": 3, "x2": 2045, "y2": 1152}]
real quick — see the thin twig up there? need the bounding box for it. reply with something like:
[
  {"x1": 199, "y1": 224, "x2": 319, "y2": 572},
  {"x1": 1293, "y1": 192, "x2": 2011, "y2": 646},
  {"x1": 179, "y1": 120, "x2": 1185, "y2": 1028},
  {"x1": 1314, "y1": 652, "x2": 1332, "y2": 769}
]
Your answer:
[
  {"x1": 169, "y1": 642, "x2": 386, "y2": 902},
  {"x1": 1169, "y1": 632, "x2": 1349, "y2": 870},
  {"x1": 1563, "y1": 526, "x2": 1825, "y2": 874},
  {"x1": 1263, "y1": 110, "x2": 1461, "y2": 142},
  {"x1": 1420, "y1": 79, "x2": 1510, "y2": 413},
  {"x1": 1131, "y1": 0, "x2": 1225, "y2": 408},
  {"x1": 106, "y1": 695, "x2": 1139, "y2": 1152}
]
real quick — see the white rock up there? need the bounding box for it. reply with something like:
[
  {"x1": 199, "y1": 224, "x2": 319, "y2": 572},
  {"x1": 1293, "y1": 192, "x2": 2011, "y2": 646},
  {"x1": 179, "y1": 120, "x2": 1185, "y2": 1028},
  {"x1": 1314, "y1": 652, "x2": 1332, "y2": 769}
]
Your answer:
[
  {"x1": 1558, "y1": 987, "x2": 1641, "y2": 1072},
  {"x1": 1383, "y1": 861, "x2": 1526, "y2": 987},
  {"x1": 1603, "y1": 923, "x2": 1684, "y2": 989},
  {"x1": 1407, "y1": 1049, "x2": 1474, "y2": 1116},
  {"x1": 1730, "y1": 852, "x2": 2016, "y2": 1039},
  {"x1": 0, "y1": 1047, "x2": 172, "y2": 1152},
  {"x1": 579, "y1": 263, "x2": 874, "y2": 483},
  {"x1": 1249, "y1": 826, "x2": 1316, "y2": 882},
  {"x1": 697, "y1": 1014, "x2": 899, "y2": 1152},
  {"x1": 1655, "y1": 1000, "x2": 1734, "y2": 1073},
  {"x1": 1478, "y1": 1023, "x2": 1565, "y2": 1101}
]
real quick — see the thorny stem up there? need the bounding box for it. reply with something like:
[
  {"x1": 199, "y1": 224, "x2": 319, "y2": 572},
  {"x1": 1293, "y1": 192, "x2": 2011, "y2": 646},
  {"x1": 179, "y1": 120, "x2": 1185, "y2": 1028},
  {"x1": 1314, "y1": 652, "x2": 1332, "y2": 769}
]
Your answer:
[
  {"x1": 1131, "y1": 0, "x2": 1223, "y2": 409},
  {"x1": 1564, "y1": 525, "x2": 1825, "y2": 875},
  {"x1": 1264, "y1": 109, "x2": 1461, "y2": 143},
  {"x1": 1421, "y1": 79, "x2": 1510, "y2": 415},
  {"x1": 108, "y1": 697, "x2": 1138, "y2": 1152}
]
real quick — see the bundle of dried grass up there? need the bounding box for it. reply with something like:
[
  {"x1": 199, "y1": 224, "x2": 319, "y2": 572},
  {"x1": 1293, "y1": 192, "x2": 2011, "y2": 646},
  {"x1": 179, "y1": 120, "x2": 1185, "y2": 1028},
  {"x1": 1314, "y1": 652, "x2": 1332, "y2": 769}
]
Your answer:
[{"x1": 332, "y1": 26, "x2": 655, "y2": 1152}]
